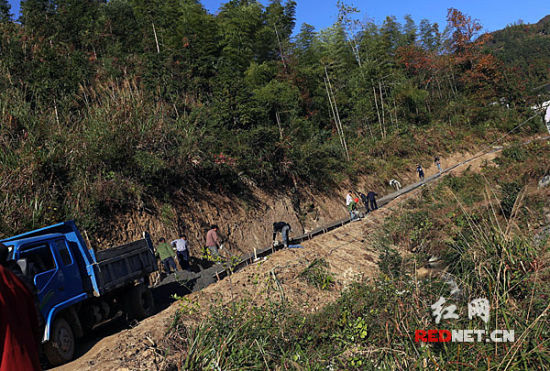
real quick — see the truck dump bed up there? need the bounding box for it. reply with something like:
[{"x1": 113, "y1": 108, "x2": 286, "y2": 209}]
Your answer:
[{"x1": 94, "y1": 236, "x2": 157, "y2": 295}]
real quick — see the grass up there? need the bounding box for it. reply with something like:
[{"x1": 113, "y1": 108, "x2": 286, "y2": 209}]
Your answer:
[{"x1": 299, "y1": 258, "x2": 335, "y2": 290}]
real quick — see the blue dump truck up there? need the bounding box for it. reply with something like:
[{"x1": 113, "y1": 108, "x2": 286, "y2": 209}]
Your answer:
[{"x1": 1, "y1": 220, "x2": 158, "y2": 366}]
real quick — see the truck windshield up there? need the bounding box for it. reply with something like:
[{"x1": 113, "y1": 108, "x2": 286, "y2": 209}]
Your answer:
[{"x1": 20, "y1": 244, "x2": 57, "y2": 275}]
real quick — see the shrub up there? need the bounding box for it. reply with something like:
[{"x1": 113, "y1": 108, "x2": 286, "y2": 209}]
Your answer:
[
  {"x1": 378, "y1": 247, "x2": 402, "y2": 278},
  {"x1": 501, "y1": 144, "x2": 527, "y2": 162},
  {"x1": 300, "y1": 259, "x2": 335, "y2": 290}
]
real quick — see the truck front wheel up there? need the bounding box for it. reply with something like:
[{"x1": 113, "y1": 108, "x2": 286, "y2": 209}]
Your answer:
[{"x1": 44, "y1": 317, "x2": 75, "y2": 366}]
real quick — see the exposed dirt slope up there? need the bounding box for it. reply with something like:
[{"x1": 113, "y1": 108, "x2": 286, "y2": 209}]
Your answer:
[{"x1": 90, "y1": 144, "x2": 460, "y2": 258}]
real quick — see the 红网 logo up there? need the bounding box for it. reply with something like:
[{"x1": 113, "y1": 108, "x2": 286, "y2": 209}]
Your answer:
[{"x1": 414, "y1": 297, "x2": 515, "y2": 343}]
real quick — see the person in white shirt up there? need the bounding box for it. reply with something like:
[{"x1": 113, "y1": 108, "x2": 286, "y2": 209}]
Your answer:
[
  {"x1": 345, "y1": 191, "x2": 356, "y2": 220},
  {"x1": 389, "y1": 179, "x2": 401, "y2": 191},
  {"x1": 171, "y1": 234, "x2": 190, "y2": 271},
  {"x1": 346, "y1": 191, "x2": 353, "y2": 206}
]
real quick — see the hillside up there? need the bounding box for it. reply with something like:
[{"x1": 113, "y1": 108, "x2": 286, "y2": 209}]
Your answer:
[
  {"x1": 0, "y1": 2, "x2": 549, "y2": 369},
  {"x1": 55, "y1": 136, "x2": 550, "y2": 370},
  {"x1": 1, "y1": 4, "x2": 547, "y2": 253},
  {"x1": 487, "y1": 15, "x2": 550, "y2": 90}
]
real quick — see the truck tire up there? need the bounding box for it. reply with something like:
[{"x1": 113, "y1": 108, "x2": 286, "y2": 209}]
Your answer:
[
  {"x1": 44, "y1": 317, "x2": 75, "y2": 366},
  {"x1": 125, "y1": 283, "x2": 155, "y2": 320}
]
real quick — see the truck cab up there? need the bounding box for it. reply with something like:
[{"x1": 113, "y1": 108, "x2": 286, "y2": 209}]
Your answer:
[
  {"x1": 9, "y1": 234, "x2": 88, "y2": 335},
  {"x1": 1, "y1": 221, "x2": 158, "y2": 366}
]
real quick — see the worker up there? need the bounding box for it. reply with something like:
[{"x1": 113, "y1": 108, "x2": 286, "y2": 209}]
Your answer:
[
  {"x1": 272, "y1": 222, "x2": 291, "y2": 247},
  {"x1": 0, "y1": 244, "x2": 41, "y2": 371},
  {"x1": 367, "y1": 191, "x2": 378, "y2": 211},
  {"x1": 345, "y1": 190, "x2": 356, "y2": 219},
  {"x1": 434, "y1": 156, "x2": 442, "y2": 173},
  {"x1": 171, "y1": 234, "x2": 190, "y2": 271},
  {"x1": 416, "y1": 164, "x2": 425, "y2": 181},
  {"x1": 359, "y1": 192, "x2": 370, "y2": 212},
  {"x1": 205, "y1": 225, "x2": 222, "y2": 260},
  {"x1": 389, "y1": 179, "x2": 401, "y2": 191},
  {"x1": 156, "y1": 238, "x2": 177, "y2": 275}
]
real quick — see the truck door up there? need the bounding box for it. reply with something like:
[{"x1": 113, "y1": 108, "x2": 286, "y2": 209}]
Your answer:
[
  {"x1": 17, "y1": 240, "x2": 85, "y2": 320},
  {"x1": 17, "y1": 243, "x2": 62, "y2": 318},
  {"x1": 52, "y1": 239, "x2": 84, "y2": 299}
]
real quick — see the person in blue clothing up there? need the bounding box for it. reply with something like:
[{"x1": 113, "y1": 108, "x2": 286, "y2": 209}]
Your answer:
[{"x1": 434, "y1": 156, "x2": 442, "y2": 173}]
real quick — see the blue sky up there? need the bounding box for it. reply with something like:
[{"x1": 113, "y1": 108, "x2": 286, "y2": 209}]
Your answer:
[{"x1": 7, "y1": 0, "x2": 550, "y2": 34}]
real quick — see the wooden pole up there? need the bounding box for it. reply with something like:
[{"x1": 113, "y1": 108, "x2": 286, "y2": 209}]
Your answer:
[
  {"x1": 275, "y1": 111, "x2": 283, "y2": 140},
  {"x1": 325, "y1": 66, "x2": 349, "y2": 161},
  {"x1": 274, "y1": 25, "x2": 287, "y2": 73},
  {"x1": 379, "y1": 81, "x2": 386, "y2": 139},
  {"x1": 324, "y1": 78, "x2": 346, "y2": 157},
  {"x1": 372, "y1": 84, "x2": 382, "y2": 138}
]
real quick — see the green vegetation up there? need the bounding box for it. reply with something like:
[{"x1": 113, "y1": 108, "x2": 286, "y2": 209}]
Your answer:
[
  {"x1": 0, "y1": 3, "x2": 548, "y2": 237},
  {"x1": 487, "y1": 15, "x2": 550, "y2": 90},
  {"x1": 300, "y1": 258, "x2": 335, "y2": 290},
  {"x1": 158, "y1": 138, "x2": 549, "y2": 369}
]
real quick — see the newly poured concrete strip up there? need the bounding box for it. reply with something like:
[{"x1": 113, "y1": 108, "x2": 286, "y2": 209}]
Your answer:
[{"x1": 206, "y1": 135, "x2": 550, "y2": 282}]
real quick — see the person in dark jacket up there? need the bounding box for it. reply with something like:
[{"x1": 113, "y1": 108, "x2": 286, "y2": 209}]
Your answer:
[
  {"x1": 0, "y1": 244, "x2": 41, "y2": 371},
  {"x1": 416, "y1": 164, "x2": 425, "y2": 181},
  {"x1": 359, "y1": 193, "x2": 370, "y2": 213},
  {"x1": 367, "y1": 191, "x2": 378, "y2": 211},
  {"x1": 273, "y1": 222, "x2": 291, "y2": 247}
]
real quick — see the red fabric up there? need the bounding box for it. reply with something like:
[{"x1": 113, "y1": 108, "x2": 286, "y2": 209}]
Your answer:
[{"x1": 0, "y1": 265, "x2": 41, "y2": 371}]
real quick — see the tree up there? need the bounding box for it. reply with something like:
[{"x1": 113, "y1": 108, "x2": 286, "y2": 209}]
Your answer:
[
  {"x1": 100, "y1": 0, "x2": 143, "y2": 56},
  {"x1": 419, "y1": 19, "x2": 442, "y2": 52},
  {"x1": 295, "y1": 23, "x2": 315, "y2": 55},
  {"x1": 403, "y1": 15, "x2": 417, "y2": 46},
  {"x1": 380, "y1": 16, "x2": 402, "y2": 53},
  {"x1": 20, "y1": 0, "x2": 56, "y2": 37},
  {"x1": 0, "y1": 0, "x2": 12, "y2": 22},
  {"x1": 54, "y1": 0, "x2": 104, "y2": 49},
  {"x1": 447, "y1": 8, "x2": 482, "y2": 53},
  {"x1": 265, "y1": 0, "x2": 296, "y2": 70}
]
